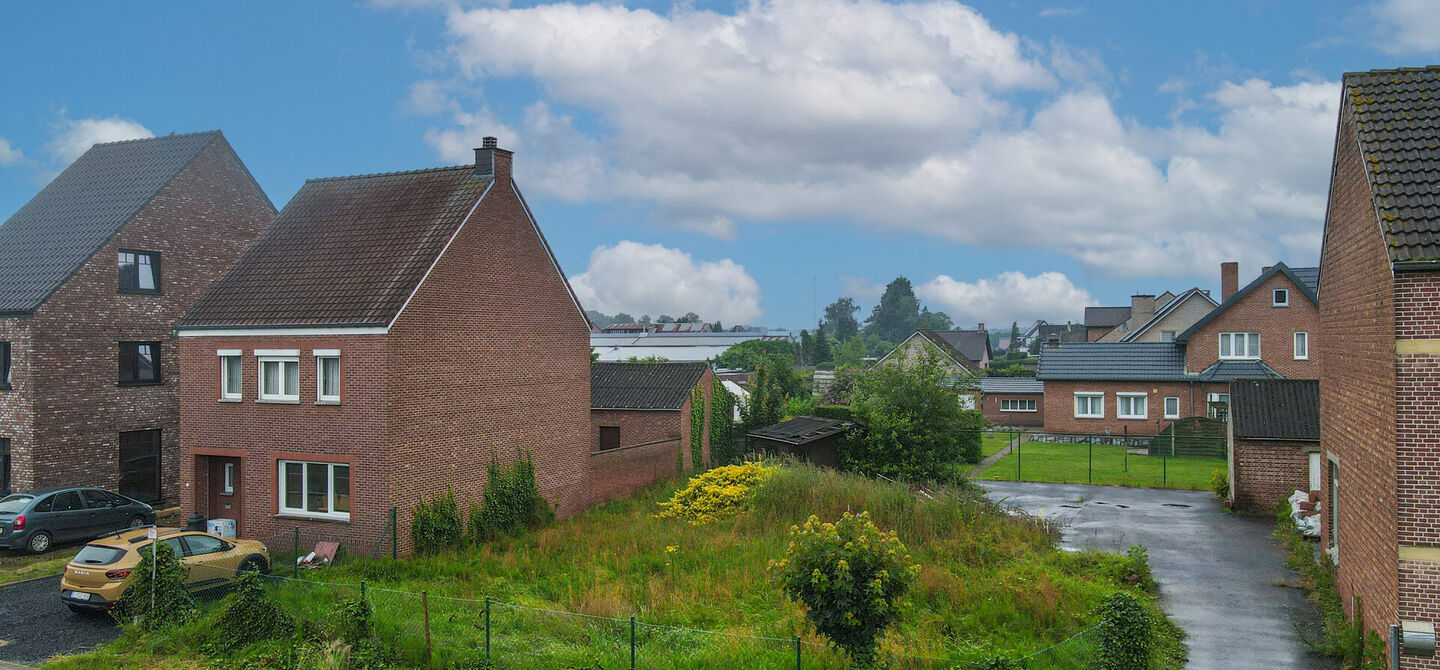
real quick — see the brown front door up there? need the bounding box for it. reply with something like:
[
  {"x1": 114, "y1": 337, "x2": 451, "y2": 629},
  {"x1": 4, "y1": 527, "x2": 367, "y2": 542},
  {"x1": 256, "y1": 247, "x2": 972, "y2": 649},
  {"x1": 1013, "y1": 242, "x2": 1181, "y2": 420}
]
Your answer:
[{"x1": 205, "y1": 457, "x2": 242, "y2": 531}]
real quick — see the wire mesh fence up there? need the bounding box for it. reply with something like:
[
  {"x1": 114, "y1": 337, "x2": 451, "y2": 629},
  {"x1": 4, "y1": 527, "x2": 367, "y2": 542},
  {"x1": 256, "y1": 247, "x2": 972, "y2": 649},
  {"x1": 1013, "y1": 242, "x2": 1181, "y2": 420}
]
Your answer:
[{"x1": 973, "y1": 426, "x2": 1227, "y2": 491}]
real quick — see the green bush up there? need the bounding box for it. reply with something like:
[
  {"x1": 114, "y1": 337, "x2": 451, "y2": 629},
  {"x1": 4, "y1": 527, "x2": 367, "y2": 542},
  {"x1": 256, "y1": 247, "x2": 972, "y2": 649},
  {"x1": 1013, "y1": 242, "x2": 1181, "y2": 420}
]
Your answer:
[
  {"x1": 412, "y1": 487, "x2": 464, "y2": 554},
  {"x1": 811, "y1": 404, "x2": 855, "y2": 422},
  {"x1": 843, "y1": 350, "x2": 985, "y2": 481},
  {"x1": 1110, "y1": 545, "x2": 1157, "y2": 593},
  {"x1": 113, "y1": 541, "x2": 197, "y2": 631},
  {"x1": 709, "y1": 380, "x2": 739, "y2": 465},
  {"x1": 1097, "y1": 592, "x2": 1153, "y2": 670},
  {"x1": 209, "y1": 571, "x2": 295, "y2": 651},
  {"x1": 691, "y1": 386, "x2": 706, "y2": 470},
  {"x1": 469, "y1": 454, "x2": 554, "y2": 542},
  {"x1": 770, "y1": 511, "x2": 919, "y2": 665},
  {"x1": 1208, "y1": 470, "x2": 1229, "y2": 501}
]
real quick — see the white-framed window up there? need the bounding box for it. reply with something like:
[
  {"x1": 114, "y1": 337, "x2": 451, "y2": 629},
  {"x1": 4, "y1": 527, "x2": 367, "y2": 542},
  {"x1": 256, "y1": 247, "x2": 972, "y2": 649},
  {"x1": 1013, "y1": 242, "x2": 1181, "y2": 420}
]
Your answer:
[
  {"x1": 218, "y1": 350, "x2": 242, "y2": 400},
  {"x1": 256, "y1": 349, "x2": 299, "y2": 402},
  {"x1": 1164, "y1": 396, "x2": 1181, "y2": 419},
  {"x1": 277, "y1": 460, "x2": 351, "y2": 520},
  {"x1": 1273, "y1": 288, "x2": 1289, "y2": 307},
  {"x1": 1117, "y1": 392, "x2": 1148, "y2": 419},
  {"x1": 1160, "y1": 330, "x2": 1176, "y2": 343},
  {"x1": 222, "y1": 463, "x2": 235, "y2": 496},
  {"x1": 1327, "y1": 454, "x2": 1339, "y2": 561},
  {"x1": 1218, "y1": 332, "x2": 1261, "y2": 360},
  {"x1": 1000, "y1": 399, "x2": 1037, "y2": 412},
  {"x1": 315, "y1": 349, "x2": 340, "y2": 403},
  {"x1": 1294, "y1": 332, "x2": 1309, "y2": 360},
  {"x1": 1207, "y1": 392, "x2": 1230, "y2": 421},
  {"x1": 1074, "y1": 392, "x2": 1104, "y2": 419}
]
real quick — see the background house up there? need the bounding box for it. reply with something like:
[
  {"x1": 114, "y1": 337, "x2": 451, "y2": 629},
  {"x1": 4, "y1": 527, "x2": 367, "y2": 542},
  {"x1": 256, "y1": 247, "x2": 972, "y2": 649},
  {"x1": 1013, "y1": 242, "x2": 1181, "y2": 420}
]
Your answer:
[
  {"x1": 1227, "y1": 379, "x2": 1320, "y2": 513},
  {"x1": 1083, "y1": 307, "x2": 1132, "y2": 341},
  {"x1": 878, "y1": 327, "x2": 992, "y2": 373},
  {"x1": 590, "y1": 361, "x2": 715, "y2": 503},
  {"x1": 0, "y1": 131, "x2": 273, "y2": 502},
  {"x1": 978, "y1": 377, "x2": 1044, "y2": 428},
  {"x1": 1115, "y1": 288, "x2": 1218, "y2": 343}
]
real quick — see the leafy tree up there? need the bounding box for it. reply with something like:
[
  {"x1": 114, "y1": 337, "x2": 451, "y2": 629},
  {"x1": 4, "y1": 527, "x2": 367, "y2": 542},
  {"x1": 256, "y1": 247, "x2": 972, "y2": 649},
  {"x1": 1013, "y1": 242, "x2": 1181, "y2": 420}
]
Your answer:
[
  {"x1": 657, "y1": 314, "x2": 675, "y2": 323},
  {"x1": 844, "y1": 350, "x2": 984, "y2": 479},
  {"x1": 678, "y1": 312, "x2": 702, "y2": 323},
  {"x1": 639, "y1": 314, "x2": 652, "y2": 324},
  {"x1": 614, "y1": 312, "x2": 635, "y2": 323},
  {"x1": 740, "y1": 360, "x2": 786, "y2": 430},
  {"x1": 864, "y1": 277, "x2": 921, "y2": 343},
  {"x1": 713, "y1": 339, "x2": 796, "y2": 371},
  {"x1": 823, "y1": 297, "x2": 861, "y2": 341},
  {"x1": 590, "y1": 348, "x2": 599, "y2": 362},
  {"x1": 915, "y1": 306, "x2": 953, "y2": 330},
  {"x1": 835, "y1": 335, "x2": 867, "y2": 368},
  {"x1": 1028, "y1": 337, "x2": 1042, "y2": 355},
  {"x1": 813, "y1": 322, "x2": 833, "y2": 365},
  {"x1": 771, "y1": 511, "x2": 919, "y2": 665},
  {"x1": 624, "y1": 355, "x2": 671, "y2": 363},
  {"x1": 710, "y1": 320, "x2": 724, "y2": 332},
  {"x1": 586, "y1": 310, "x2": 615, "y2": 328}
]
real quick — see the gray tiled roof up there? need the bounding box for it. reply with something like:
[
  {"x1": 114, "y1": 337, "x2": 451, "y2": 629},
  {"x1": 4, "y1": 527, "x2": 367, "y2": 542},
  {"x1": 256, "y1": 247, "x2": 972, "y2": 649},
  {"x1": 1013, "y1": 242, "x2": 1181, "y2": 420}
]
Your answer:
[
  {"x1": 1036, "y1": 342, "x2": 1187, "y2": 381},
  {"x1": 1343, "y1": 67, "x2": 1440, "y2": 265},
  {"x1": 1084, "y1": 306, "x2": 1131, "y2": 329},
  {"x1": 747, "y1": 416, "x2": 853, "y2": 445},
  {"x1": 1177, "y1": 263, "x2": 1316, "y2": 342},
  {"x1": 920, "y1": 329, "x2": 990, "y2": 365},
  {"x1": 181, "y1": 165, "x2": 488, "y2": 328},
  {"x1": 0, "y1": 131, "x2": 224, "y2": 315},
  {"x1": 1193, "y1": 360, "x2": 1282, "y2": 382},
  {"x1": 591, "y1": 362, "x2": 708, "y2": 410},
  {"x1": 1231, "y1": 379, "x2": 1319, "y2": 441},
  {"x1": 1290, "y1": 267, "x2": 1320, "y2": 294},
  {"x1": 979, "y1": 377, "x2": 1044, "y2": 394}
]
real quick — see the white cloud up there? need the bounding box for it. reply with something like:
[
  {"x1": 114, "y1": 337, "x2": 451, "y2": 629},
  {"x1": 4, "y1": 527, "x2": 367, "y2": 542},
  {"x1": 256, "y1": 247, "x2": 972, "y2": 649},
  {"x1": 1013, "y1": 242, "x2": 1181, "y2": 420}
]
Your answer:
[
  {"x1": 916, "y1": 271, "x2": 1095, "y2": 325},
  {"x1": 0, "y1": 138, "x2": 23, "y2": 166},
  {"x1": 415, "y1": 0, "x2": 1338, "y2": 277},
  {"x1": 49, "y1": 116, "x2": 153, "y2": 163},
  {"x1": 1371, "y1": 0, "x2": 1440, "y2": 54},
  {"x1": 1038, "y1": 7, "x2": 1083, "y2": 18},
  {"x1": 569, "y1": 241, "x2": 764, "y2": 324}
]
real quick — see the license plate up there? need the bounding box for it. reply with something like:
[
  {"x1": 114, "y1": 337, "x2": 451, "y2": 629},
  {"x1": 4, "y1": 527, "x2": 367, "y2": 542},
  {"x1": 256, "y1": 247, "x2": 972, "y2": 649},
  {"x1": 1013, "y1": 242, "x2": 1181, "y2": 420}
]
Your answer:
[{"x1": 70, "y1": 591, "x2": 91, "y2": 601}]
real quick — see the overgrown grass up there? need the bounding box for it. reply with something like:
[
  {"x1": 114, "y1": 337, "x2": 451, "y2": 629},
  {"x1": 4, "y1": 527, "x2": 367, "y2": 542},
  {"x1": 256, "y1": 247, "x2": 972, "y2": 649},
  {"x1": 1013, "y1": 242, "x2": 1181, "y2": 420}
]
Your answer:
[
  {"x1": 0, "y1": 550, "x2": 72, "y2": 586},
  {"x1": 978, "y1": 442, "x2": 1223, "y2": 491},
  {"x1": 49, "y1": 465, "x2": 1185, "y2": 669}
]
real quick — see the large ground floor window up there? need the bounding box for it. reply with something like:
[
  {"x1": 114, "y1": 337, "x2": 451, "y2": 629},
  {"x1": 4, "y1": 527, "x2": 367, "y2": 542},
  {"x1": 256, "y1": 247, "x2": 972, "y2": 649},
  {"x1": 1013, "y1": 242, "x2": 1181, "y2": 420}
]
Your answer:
[
  {"x1": 118, "y1": 429, "x2": 161, "y2": 503},
  {"x1": 278, "y1": 460, "x2": 351, "y2": 520}
]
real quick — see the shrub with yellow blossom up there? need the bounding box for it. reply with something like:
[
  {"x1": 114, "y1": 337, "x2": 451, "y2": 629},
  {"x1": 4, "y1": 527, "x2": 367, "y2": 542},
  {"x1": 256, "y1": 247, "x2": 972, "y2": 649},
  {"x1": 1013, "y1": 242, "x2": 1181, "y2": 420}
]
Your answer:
[
  {"x1": 655, "y1": 462, "x2": 774, "y2": 525},
  {"x1": 769, "y1": 511, "x2": 920, "y2": 666}
]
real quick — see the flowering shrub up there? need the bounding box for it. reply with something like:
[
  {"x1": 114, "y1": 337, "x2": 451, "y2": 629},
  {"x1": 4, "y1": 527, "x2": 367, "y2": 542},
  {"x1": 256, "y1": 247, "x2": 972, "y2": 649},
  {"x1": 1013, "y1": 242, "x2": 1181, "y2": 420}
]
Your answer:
[
  {"x1": 656, "y1": 462, "x2": 775, "y2": 525},
  {"x1": 770, "y1": 511, "x2": 919, "y2": 665}
]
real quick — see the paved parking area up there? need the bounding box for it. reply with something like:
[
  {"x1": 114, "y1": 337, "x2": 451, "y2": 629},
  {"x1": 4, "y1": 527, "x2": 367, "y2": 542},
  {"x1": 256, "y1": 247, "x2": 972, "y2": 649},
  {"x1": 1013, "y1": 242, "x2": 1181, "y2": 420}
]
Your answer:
[
  {"x1": 0, "y1": 575, "x2": 118, "y2": 666},
  {"x1": 982, "y1": 481, "x2": 1332, "y2": 670}
]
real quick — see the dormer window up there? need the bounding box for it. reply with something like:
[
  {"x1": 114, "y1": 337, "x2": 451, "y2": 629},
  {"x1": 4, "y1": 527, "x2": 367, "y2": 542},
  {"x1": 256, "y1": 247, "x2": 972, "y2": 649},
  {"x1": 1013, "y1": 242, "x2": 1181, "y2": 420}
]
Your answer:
[
  {"x1": 118, "y1": 250, "x2": 161, "y2": 294},
  {"x1": 1273, "y1": 288, "x2": 1289, "y2": 307}
]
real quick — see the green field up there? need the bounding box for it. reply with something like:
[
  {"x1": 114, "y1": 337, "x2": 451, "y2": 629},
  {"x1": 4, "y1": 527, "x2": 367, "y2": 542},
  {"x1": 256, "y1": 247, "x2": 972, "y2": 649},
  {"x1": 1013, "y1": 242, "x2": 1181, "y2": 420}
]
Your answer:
[
  {"x1": 980, "y1": 433, "x2": 1014, "y2": 457},
  {"x1": 978, "y1": 441, "x2": 1224, "y2": 491},
  {"x1": 48, "y1": 464, "x2": 1185, "y2": 669}
]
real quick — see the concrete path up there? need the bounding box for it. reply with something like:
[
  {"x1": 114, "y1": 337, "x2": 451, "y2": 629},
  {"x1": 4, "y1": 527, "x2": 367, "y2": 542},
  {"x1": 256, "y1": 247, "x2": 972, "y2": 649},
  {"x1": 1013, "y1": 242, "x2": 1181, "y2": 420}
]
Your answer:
[
  {"x1": 971, "y1": 434, "x2": 1017, "y2": 475},
  {"x1": 982, "y1": 481, "x2": 1332, "y2": 670}
]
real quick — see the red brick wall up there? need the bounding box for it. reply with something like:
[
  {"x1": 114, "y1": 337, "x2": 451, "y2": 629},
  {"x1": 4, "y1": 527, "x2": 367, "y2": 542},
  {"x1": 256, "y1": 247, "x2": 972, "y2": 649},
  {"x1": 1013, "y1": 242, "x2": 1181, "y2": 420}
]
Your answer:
[
  {"x1": 1319, "y1": 112, "x2": 1399, "y2": 638},
  {"x1": 1394, "y1": 272, "x2": 1440, "y2": 665},
  {"x1": 1184, "y1": 271, "x2": 1320, "y2": 379},
  {"x1": 1230, "y1": 439, "x2": 1313, "y2": 513},
  {"x1": 1040, "y1": 379, "x2": 1223, "y2": 436},
  {"x1": 589, "y1": 409, "x2": 682, "y2": 504},
  {"x1": 384, "y1": 166, "x2": 592, "y2": 555},
  {"x1": 981, "y1": 392, "x2": 1044, "y2": 427},
  {"x1": 1, "y1": 138, "x2": 272, "y2": 505}
]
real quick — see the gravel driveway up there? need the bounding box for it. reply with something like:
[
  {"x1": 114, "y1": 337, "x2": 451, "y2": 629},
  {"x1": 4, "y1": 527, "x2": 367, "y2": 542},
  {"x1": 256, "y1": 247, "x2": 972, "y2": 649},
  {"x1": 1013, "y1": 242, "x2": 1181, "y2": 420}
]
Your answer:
[
  {"x1": 0, "y1": 575, "x2": 119, "y2": 666},
  {"x1": 983, "y1": 481, "x2": 1333, "y2": 670}
]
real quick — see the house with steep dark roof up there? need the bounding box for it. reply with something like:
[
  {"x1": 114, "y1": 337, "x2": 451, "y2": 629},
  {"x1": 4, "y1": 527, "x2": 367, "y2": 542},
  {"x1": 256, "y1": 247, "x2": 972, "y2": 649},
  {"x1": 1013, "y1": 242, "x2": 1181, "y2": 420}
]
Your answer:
[
  {"x1": 1083, "y1": 306, "x2": 1132, "y2": 341},
  {"x1": 174, "y1": 139, "x2": 594, "y2": 554},
  {"x1": 0, "y1": 131, "x2": 273, "y2": 508},
  {"x1": 590, "y1": 361, "x2": 716, "y2": 503},
  {"x1": 1112, "y1": 288, "x2": 1219, "y2": 343},
  {"x1": 1317, "y1": 66, "x2": 1440, "y2": 659},
  {"x1": 878, "y1": 327, "x2": 992, "y2": 373},
  {"x1": 1226, "y1": 379, "x2": 1319, "y2": 513}
]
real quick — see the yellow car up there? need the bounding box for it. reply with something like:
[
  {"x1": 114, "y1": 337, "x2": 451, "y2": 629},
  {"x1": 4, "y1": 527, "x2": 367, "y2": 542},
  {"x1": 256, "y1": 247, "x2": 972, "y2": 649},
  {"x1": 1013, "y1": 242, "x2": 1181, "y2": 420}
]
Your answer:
[{"x1": 59, "y1": 527, "x2": 270, "y2": 613}]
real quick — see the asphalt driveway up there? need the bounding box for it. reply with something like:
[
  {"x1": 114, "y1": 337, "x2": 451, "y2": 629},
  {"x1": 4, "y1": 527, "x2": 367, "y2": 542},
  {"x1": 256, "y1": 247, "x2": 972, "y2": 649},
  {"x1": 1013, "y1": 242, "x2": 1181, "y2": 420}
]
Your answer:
[
  {"x1": 0, "y1": 575, "x2": 119, "y2": 666},
  {"x1": 982, "y1": 481, "x2": 1332, "y2": 670}
]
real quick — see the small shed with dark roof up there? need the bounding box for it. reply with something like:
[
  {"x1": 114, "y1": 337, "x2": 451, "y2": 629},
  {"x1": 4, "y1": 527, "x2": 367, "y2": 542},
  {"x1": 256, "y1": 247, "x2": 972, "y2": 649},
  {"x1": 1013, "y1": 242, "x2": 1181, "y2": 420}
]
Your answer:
[
  {"x1": 589, "y1": 362, "x2": 718, "y2": 502},
  {"x1": 1227, "y1": 379, "x2": 1321, "y2": 513},
  {"x1": 748, "y1": 416, "x2": 854, "y2": 468}
]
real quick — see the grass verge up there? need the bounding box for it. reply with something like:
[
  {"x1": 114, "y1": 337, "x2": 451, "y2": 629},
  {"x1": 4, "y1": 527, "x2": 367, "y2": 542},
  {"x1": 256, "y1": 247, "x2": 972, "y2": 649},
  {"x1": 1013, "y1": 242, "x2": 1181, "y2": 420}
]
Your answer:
[
  {"x1": 0, "y1": 550, "x2": 73, "y2": 586},
  {"x1": 48, "y1": 464, "x2": 1186, "y2": 669},
  {"x1": 978, "y1": 442, "x2": 1224, "y2": 491}
]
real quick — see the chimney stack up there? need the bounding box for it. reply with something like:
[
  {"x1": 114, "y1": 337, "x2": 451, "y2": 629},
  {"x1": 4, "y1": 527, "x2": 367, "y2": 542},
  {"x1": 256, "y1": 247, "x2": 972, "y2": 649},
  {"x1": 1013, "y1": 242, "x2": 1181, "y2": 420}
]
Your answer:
[
  {"x1": 1130, "y1": 294, "x2": 1156, "y2": 327},
  {"x1": 1221, "y1": 262, "x2": 1239, "y2": 302},
  {"x1": 977, "y1": 323, "x2": 985, "y2": 332},
  {"x1": 473, "y1": 136, "x2": 513, "y2": 181}
]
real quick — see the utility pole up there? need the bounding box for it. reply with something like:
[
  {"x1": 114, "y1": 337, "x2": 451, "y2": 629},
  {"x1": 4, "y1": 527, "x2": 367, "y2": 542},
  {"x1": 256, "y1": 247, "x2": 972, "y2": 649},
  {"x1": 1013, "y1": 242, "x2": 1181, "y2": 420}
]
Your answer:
[{"x1": 811, "y1": 275, "x2": 817, "y2": 328}]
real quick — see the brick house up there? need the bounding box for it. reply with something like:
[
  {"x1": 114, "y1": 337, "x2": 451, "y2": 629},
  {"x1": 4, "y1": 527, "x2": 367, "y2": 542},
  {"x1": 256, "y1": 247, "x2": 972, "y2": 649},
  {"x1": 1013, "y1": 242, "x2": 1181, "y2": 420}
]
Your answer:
[
  {"x1": 1226, "y1": 379, "x2": 1320, "y2": 514},
  {"x1": 978, "y1": 377, "x2": 1044, "y2": 428},
  {"x1": 1317, "y1": 66, "x2": 1440, "y2": 663},
  {"x1": 590, "y1": 362, "x2": 714, "y2": 503},
  {"x1": 1113, "y1": 288, "x2": 1218, "y2": 343},
  {"x1": 174, "y1": 139, "x2": 593, "y2": 554},
  {"x1": 0, "y1": 131, "x2": 273, "y2": 502}
]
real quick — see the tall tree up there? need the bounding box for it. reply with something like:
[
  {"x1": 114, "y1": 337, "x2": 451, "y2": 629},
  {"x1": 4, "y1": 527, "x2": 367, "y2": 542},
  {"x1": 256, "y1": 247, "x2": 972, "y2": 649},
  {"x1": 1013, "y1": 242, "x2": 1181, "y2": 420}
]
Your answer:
[
  {"x1": 710, "y1": 320, "x2": 724, "y2": 332},
  {"x1": 614, "y1": 312, "x2": 635, "y2": 324},
  {"x1": 1008, "y1": 321, "x2": 1022, "y2": 353},
  {"x1": 915, "y1": 307, "x2": 952, "y2": 330},
  {"x1": 835, "y1": 335, "x2": 867, "y2": 368},
  {"x1": 864, "y1": 278, "x2": 921, "y2": 343},
  {"x1": 677, "y1": 312, "x2": 702, "y2": 323},
  {"x1": 814, "y1": 322, "x2": 833, "y2": 364},
  {"x1": 639, "y1": 314, "x2": 652, "y2": 324},
  {"x1": 799, "y1": 329, "x2": 815, "y2": 366},
  {"x1": 822, "y1": 297, "x2": 861, "y2": 341},
  {"x1": 657, "y1": 314, "x2": 676, "y2": 323}
]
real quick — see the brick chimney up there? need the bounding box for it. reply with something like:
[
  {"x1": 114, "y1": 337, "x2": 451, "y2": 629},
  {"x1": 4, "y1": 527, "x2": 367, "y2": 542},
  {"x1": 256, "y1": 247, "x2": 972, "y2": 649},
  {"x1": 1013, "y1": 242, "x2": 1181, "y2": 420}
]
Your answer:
[
  {"x1": 977, "y1": 323, "x2": 985, "y2": 332},
  {"x1": 1130, "y1": 294, "x2": 1156, "y2": 327},
  {"x1": 1221, "y1": 262, "x2": 1239, "y2": 302},
  {"x1": 474, "y1": 136, "x2": 513, "y2": 181}
]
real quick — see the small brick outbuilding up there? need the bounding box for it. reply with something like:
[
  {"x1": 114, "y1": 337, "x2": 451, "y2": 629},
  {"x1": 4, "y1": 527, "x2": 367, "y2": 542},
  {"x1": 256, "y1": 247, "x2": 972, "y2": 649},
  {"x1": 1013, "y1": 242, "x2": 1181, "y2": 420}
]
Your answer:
[
  {"x1": 589, "y1": 362, "x2": 714, "y2": 503},
  {"x1": 1226, "y1": 379, "x2": 1320, "y2": 514}
]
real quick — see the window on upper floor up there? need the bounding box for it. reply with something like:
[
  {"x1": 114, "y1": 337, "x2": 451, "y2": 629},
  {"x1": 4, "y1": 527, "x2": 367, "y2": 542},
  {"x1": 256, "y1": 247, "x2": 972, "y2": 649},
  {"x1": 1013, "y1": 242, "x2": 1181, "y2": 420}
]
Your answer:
[
  {"x1": 117, "y1": 250, "x2": 160, "y2": 294},
  {"x1": 1218, "y1": 332, "x2": 1261, "y2": 360},
  {"x1": 257, "y1": 350, "x2": 299, "y2": 402},
  {"x1": 1273, "y1": 288, "x2": 1289, "y2": 307},
  {"x1": 118, "y1": 342, "x2": 161, "y2": 386},
  {"x1": 315, "y1": 350, "x2": 340, "y2": 404},
  {"x1": 219, "y1": 351, "x2": 242, "y2": 401},
  {"x1": 0, "y1": 341, "x2": 10, "y2": 390},
  {"x1": 1294, "y1": 332, "x2": 1309, "y2": 360}
]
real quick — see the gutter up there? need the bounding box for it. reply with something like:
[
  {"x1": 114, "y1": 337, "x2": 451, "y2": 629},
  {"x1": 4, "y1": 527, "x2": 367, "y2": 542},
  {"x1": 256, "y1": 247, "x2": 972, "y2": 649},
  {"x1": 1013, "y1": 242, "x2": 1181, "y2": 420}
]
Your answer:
[{"x1": 1393, "y1": 260, "x2": 1440, "y2": 273}]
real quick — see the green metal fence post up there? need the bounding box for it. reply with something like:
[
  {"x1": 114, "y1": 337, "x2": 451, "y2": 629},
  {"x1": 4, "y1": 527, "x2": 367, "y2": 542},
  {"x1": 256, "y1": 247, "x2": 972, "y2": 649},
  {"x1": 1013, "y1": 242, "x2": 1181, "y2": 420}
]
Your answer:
[
  {"x1": 360, "y1": 580, "x2": 366, "y2": 602},
  {"x1": 391, "y1": 506, "x2": 398, "y2": 560},
  {"x1": 630, "y1": 615, "x2": 636, "y2": 669},
  {"x1": 293, "y1": 527, "x2": 300, "y2": 578},
  {"x1": 1016, "y1": 439, "x2": 1022, "y2": 481},
  {"x1": 795, "y1": 635, "x2": 802, "y2": 670},
  {"x1": 484, "y1": 597, "x2": 492, "y2": 660},
  {"x1": 422, "y1": 590, "x2": 432, "y2": 668},
  {"x1": 1088, "y1": 442, "x2": 1093, "y2": 484},
  {"x1": 1124, "y1": 425, "x2": 1129, "y2": 473}
]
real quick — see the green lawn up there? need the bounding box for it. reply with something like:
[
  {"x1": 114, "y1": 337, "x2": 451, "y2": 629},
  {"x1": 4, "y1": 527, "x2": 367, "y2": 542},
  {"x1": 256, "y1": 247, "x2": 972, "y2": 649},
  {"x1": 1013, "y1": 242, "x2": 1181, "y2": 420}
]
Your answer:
[
  {"x1": 978, "y1": 441, "x2": 1224, "y2": 491},
  {"x1": 981, "y1": 433, "x2": 1014, "y2": 457},
  {"x1": 47, "y1": 465, "x2": 1185, "y2": 669}
]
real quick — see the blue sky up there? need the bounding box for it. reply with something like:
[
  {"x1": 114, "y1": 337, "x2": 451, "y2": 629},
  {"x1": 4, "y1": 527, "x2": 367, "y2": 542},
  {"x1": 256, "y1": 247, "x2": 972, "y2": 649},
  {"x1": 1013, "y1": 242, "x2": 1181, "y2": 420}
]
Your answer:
[{"x1": 2, "y1": 0, "x2": 1437, "y2": 331}]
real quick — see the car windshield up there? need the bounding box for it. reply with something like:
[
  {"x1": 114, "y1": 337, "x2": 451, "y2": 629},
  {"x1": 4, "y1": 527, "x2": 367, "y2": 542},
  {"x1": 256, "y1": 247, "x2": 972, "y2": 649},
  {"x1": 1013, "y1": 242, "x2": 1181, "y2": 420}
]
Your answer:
[
  {"x1": 0, "y1": 495, "x2": 33, "y2": 515},
  {"x1": 73, "y1": 545, "x2": 128, "y2": 566}
]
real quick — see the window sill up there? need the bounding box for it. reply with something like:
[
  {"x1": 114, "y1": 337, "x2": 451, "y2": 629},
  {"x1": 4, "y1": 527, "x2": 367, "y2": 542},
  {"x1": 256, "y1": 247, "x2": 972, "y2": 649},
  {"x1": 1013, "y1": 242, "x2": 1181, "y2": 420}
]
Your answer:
[
  {"x1": 118, "y1": 381, "x2": 163, "y2": 388},
  {"x1": 1117, "y1": 417, "x2": 1149, "y2": 421},
  {"x1": 256, "y1": 398, "x2": 300, "y2": 405},
  {"x1": 1163, "y1": 415, "x2": 1180, "y2": 420},
  {"x1": 218, "y1": 397, "x2": 242, "y2": 403},
  {"x1": 315, "y1": 399, "x2": 341, "y2": 406},
  {"x1": 1074, "y1": 415, "x2": 1104, "y2": 420},
  {"x1": 1001, "y1": 409, "x2": 1038, "y2": 413},
  {"x1": 274, "y1": 513, "x2": 350, "y2": 524}
]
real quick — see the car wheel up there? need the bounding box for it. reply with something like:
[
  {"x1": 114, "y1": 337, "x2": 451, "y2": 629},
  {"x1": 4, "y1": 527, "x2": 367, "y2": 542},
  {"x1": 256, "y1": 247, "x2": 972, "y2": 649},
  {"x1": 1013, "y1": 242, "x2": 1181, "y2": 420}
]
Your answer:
[
  {"x1": 237, "y1": 556, "x2": 269, "y2": 576},
  {"x1": 127, "y1": 516, "x2": 145, "y2": 528},
  {"x1": 27, "y1": 531, "x2": 51, "y2": 554}
]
